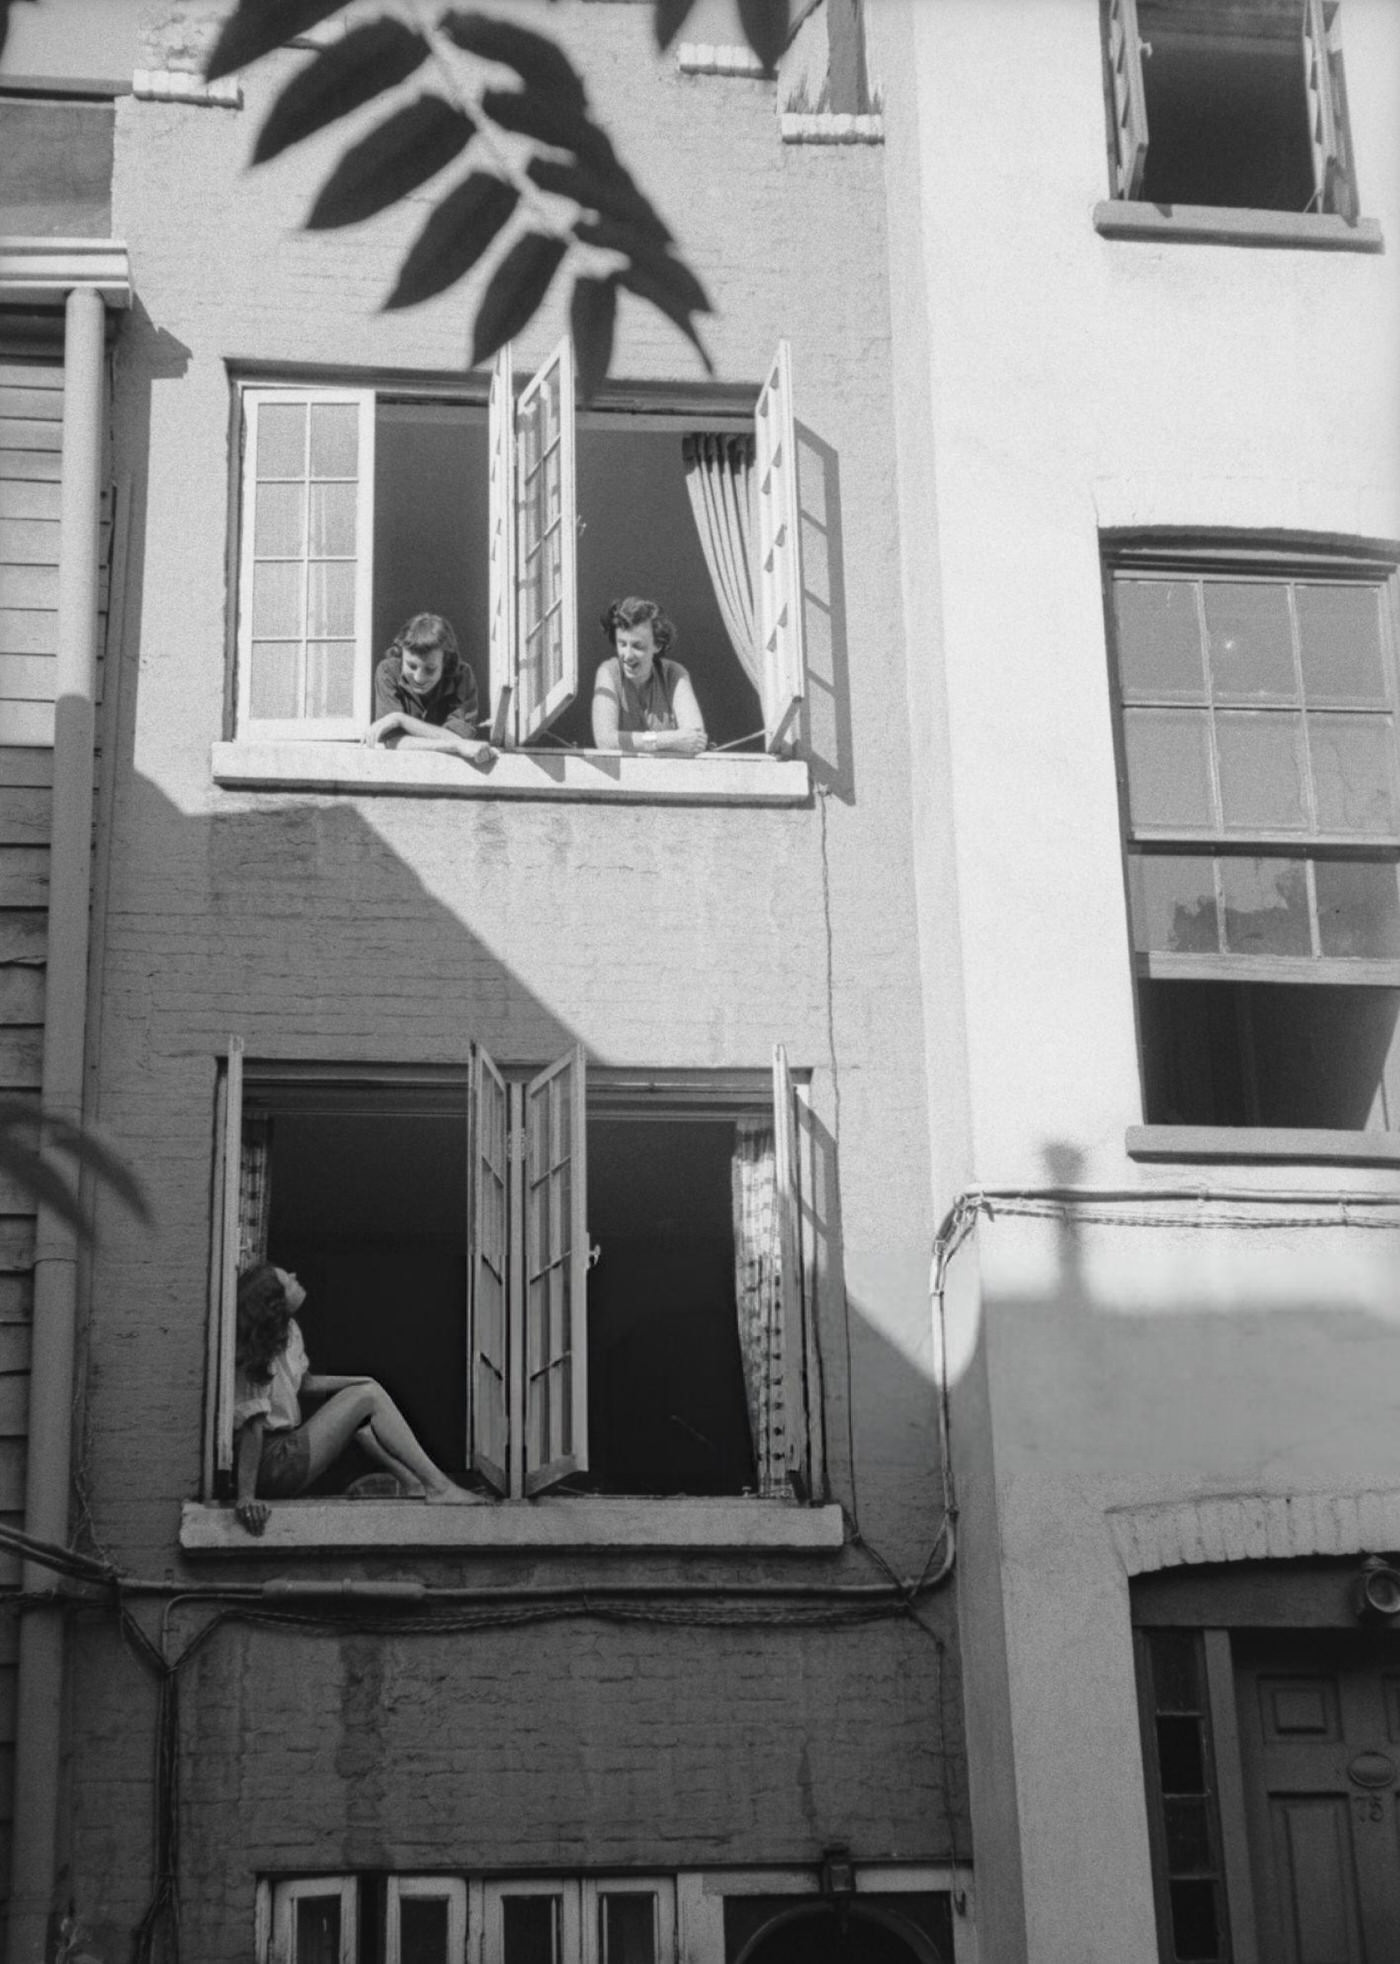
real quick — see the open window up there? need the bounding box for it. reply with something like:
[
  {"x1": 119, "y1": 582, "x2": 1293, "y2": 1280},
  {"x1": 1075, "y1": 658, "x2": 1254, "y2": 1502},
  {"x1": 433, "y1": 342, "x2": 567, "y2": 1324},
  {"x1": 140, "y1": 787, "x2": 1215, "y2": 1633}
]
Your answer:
[
  {"x1": 1106, "y1": 546, "x2": 1400, "y2": 1134},
  {"x1": 204, "y1": 1045, "x2": 820, "y2": 1507},
  {"x1": 1105, "y1": 0, "x2": 1357, "y2": 217},
  {"x1": 232, "y1": 341, "x2": 808, "y2": 759}
]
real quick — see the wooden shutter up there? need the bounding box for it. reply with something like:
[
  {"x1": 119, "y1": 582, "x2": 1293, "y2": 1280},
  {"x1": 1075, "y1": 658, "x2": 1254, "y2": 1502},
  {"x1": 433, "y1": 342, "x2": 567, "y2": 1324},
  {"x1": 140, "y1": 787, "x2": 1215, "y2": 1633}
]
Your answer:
[
  {"x1": 1302, "y1": 0, "x2": 1344, "y2": 215},
  {"x1": 206, "y1": 1036, "x2": 244, "y2": 1493},
  {"x1": 236, "y1": 388, "x2": 374, "y2": 741},
  {"x1": 488, "y1": 344, "x2": 516, "y2": 745},
  {"x1": 754, "y1": 342, "x2": 805, "y2": 754},
  {"x1": 521, "y1": 1044, "x2": 588, "y2": 1495},
  {"x1": 514, "y1": 336, "x2": 578, "y2": 746},
  {"x1": 468, "y1": 1042, "x2": 510, "y2": 1494},
  {"x1": 1107, "y1": 0, "x2": 1149, "y2": 201},
  {"x1": 772, "y1": 1044, "x2": 809, "y2": 1489}
]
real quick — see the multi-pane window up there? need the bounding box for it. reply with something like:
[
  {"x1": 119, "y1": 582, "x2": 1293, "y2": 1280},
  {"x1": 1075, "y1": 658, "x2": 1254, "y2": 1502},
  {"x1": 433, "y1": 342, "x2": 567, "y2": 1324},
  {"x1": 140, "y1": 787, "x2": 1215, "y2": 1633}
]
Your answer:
[
  {"x1": 234, "y1": 340, "x2": 807, "y2": 756},
  {"x1": 1136, "y1": 1630, "x2": 1232, "y2": 1963},
  {"x1": 1108, "y1": 550, "x2": 1400, "y2": 1130},
  {"x1": 1105, "y1": 0, "x2": 1356, "y2": 217},
  {"x1": 205, "y1": 1045, "x2": 817, "y2": 1508},
  {"x1": 259, "y1": 1876, "x2": 673, "y2": 1964}
]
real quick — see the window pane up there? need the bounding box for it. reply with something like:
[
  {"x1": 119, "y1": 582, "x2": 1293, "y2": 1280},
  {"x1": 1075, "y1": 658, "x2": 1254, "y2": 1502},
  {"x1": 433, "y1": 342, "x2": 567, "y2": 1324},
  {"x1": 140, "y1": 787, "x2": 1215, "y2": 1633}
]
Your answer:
[
  {"x1": 1309, "y1": 714, "x2": 1400, "y2": 835},
  {"x1": 1220, "y1": 857, "x2": 1311, "y2": 957},
  {"x1": 1123, "y1": 709, "x2": 1214, "y2": 829},
  {"x1": 309, "y1": 480, "x2": 357, "y2": 558},
  {"x1": 1203, "y1": 581, "x2": 1296, "y2": 701},
  {"x1": 1113, "y1": 580, "x2": 1206, "y2": 701},
  {"x1": 1164, "y1": 1797, "x2": 1215, "y2": 1875},
  {"x1": 600, "y1": 1895, "x2": 657, "y2": 1964},
  {"x1": 1216, "y1": 712, "x2": 1308, "y2": 829},
  {"x1": 307, "y1": 561, "x2": 356, "y2": 640},
  {"x1": 249, "y1": 643, "x2": 299, "y2": 720},
  {"x1": 257, "y1": 400, "x2": 306, "y2": 478},
  {"x1": 400, "y1": 1896, "x2": 450, "y2": 1964},
  {"x1": 1149, "y1": 1630, "x2": 1203, "y2": 1712},
  {"x1": 252, "y1": 559, "x2": 303, "y2": 638},
  {"x1": 1316, "y1": 859, "x2": 1400, "y2": 958},
  {"x1": 1297, "y1": 584, "x2": 1387, "y2": 706},
  {"x1": 295, "y1": 1895, "x2": 342, "y2": 1964},
  {"x1": 1129, "y1": 855, "x2": 1219, "y2": 954},
  {"x1": 503, "y1": 1896, "x2": 561, "y2": 1964},
  {"x1": 1156, "y1": 1714, "x2": 1206, "y2": 1794},
  {"x1": 305, "y1": 642, "x2": 356, "y2": 719},
  {"x1": 309, "y1": 401, "x2": 359, "y2": 478},
  {"x1": 254, "y1": 480, "x2": 305, "y2": 558},
  {"x1": 1168, "y1": 1878, "x2": 1222, "y2": 1962}
]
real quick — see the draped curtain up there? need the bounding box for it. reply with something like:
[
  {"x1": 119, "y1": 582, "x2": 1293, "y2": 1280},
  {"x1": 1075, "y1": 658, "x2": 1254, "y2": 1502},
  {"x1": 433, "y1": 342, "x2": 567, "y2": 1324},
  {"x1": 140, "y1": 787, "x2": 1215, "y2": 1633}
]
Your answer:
[
  {"x1": 683, "y1": 434, "x2": 761, "y2": 693},
  {"x1": 731, "y1": 1118, "x2": 788, "y2": 1497},
  {"x1": 237, "y1": 1115, "x2": 271, "y2": 1274}
]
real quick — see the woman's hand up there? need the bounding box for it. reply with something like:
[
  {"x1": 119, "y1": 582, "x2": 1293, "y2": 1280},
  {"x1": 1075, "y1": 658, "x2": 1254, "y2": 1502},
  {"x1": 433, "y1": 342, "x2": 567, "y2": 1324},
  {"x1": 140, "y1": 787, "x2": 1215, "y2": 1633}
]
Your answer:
[
  {"x1": 454, "y1": 738, "x2": 496, "y2": 768},
  {"x1": 364, "y1": 713, "x2": 404, "y2": 747},
  {"x1": 235, "y1": 1498, "x2": 270, "y2": 1536}
]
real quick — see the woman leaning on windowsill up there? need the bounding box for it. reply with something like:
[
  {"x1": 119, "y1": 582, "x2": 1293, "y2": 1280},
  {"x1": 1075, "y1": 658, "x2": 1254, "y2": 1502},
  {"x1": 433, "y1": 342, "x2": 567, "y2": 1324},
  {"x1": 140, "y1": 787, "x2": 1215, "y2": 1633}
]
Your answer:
[{"x1": 591, "y1": 597, "x2": 708, "y2": 758}]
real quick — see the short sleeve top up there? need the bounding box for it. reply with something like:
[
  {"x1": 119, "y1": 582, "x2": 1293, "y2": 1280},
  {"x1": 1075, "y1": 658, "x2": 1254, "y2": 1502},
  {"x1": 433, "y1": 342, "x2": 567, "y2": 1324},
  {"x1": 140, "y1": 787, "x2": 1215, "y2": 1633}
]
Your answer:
[
  {"x1": 597, "y1": 655, "x2": 688, "y2": 733},
  {"x1": 233, "y1": 1318, "x2": 309, "y2": 1433},
  {"x1": 373, "y1": 652, "x2": 479, "y2": 736}
]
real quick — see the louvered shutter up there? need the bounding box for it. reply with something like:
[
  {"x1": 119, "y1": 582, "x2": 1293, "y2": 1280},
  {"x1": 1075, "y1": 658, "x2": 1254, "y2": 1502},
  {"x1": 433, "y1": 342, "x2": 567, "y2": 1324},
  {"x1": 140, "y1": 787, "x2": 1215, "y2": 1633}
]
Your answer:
[
  {"x1": 772, "y1": 1043, "x2": 810, "y2": 1490},
  {"x1": 468, "y1": 1042, "x2": 510, "y2": 1494},
  {"x1": 521, "y1": 1044, "x2": 588, "y2": 1494},
  {"x1": 1107, "y1": 0, "x2": 1149, "y2": 201},
  {"x1": 754, "y1": 342, "x2": 805, "y2": 753},
  {"x1": 487, "y1": 345, "x2": 516, "y2": 744},
  {"x1": 1302, "y1": 0, "x2": 1344, "y2": 215}
]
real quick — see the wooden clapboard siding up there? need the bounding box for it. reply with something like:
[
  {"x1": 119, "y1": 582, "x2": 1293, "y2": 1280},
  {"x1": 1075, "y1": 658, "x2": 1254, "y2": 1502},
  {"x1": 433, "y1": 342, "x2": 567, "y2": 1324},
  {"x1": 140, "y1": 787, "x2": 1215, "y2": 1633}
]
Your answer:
[{"x1": 1, "y1": 359, "x2": 62, "y2": 751}]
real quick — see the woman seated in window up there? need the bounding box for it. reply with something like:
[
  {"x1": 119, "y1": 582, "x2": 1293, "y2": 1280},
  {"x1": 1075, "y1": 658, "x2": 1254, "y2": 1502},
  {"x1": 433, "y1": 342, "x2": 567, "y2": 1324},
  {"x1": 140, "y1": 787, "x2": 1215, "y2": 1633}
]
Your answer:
[
  {"x1": 364, "y1": 612, "x2": 494, "y2": 765},
  {"x1": 591, "y1": 597, "x2": 708, "y2": 757},
  {"x1": 232, "y1": 1262, "x2": 480, "y2": 1534}
]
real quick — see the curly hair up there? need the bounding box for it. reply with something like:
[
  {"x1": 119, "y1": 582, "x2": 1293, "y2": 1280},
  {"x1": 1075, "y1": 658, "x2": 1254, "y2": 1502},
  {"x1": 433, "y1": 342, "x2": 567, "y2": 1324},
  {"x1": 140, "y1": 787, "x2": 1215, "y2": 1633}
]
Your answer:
[
  {"x1": 389, "y1": 611, "x2": 462, "y2": 677},
  {"x1": 236, "y1": 1262, "x2": 293, "y2": 1384},
  {"x1": 599, "y1": 596, "x2": 676, "y2": 657}
]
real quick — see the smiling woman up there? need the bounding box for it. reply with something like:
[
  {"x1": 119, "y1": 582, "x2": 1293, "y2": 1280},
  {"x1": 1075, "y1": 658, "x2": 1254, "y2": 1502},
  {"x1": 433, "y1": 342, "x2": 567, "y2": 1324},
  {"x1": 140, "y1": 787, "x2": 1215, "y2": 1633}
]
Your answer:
[{"x1": 591, "y1": 596, "x2": 709, "y2": 757}]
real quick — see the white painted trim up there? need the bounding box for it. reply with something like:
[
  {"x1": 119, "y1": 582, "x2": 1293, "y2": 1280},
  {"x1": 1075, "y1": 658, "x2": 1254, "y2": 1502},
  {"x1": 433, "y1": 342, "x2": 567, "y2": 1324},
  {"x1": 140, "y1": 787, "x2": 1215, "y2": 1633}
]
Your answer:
[
  {"x1": 132, "y1": 68, "x2": 242, "y2": 107},
  {"x1": 180, "y1": 1495, "x2": 846, "y2": 1554},
  {"x1": 780, "y1": 113, "x2": 884, "y2": 145},
  {"x1": 211, "y1": 742, "x2": 811, "y2": 805},
  {"x1": 676, "y1": 43, "x2": 768, "y2": 76},
  {"x1": 1108, "y1": 1489, "x2": 1400, "y2": 1576},
  {"x1": 0, "y1": 238, "x2": 132, "y2": 307},
  {"x1": 1093, "y1": 200, "x2": 1382, "y2": 251}
]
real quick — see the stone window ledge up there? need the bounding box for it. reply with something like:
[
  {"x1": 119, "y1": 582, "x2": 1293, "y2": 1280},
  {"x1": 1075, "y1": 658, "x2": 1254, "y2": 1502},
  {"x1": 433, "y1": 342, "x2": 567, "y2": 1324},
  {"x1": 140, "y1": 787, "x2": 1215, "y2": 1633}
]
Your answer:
[
  {"x1": 1126, "y1": 1124, "x2": 1400, "y2": 1167},
  {"x1": 211, "y1": 742, "x2": 809, "y2": 804},
  {"x1": 780, "y1": 112, "x2": 884, "y2": 145},
  {"x1": 676, "y1": 42, "x2": 767, "y2": 76},
  {"x1": 180, "y1": 1496, "x2": 846, "y2": 1555},
  {"x1": 1093, "y1": 201, "x2": 1383, "y2": 252}
]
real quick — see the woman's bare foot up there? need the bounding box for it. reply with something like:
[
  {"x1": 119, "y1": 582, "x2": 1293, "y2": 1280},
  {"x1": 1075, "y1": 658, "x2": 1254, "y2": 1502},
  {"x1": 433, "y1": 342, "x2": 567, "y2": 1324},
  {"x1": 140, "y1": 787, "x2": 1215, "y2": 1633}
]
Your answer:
[
  {"x1": 395, "y1": 1476, "x2": 428, "y2": 1497},
  {"x1": 423, "y1": 1480, "x2": 486, "y2": 1505}
]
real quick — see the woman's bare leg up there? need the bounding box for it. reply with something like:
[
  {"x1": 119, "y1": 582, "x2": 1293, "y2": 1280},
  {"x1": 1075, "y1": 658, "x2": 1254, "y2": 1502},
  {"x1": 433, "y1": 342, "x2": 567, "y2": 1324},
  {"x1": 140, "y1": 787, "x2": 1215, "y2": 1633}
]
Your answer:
[
  {"x1": 301, "y1": 1383, "x2": 479, "y2": 1501},
  {"x1": 352, "y1": 1422, "x2": 426, "y2": 1496}
]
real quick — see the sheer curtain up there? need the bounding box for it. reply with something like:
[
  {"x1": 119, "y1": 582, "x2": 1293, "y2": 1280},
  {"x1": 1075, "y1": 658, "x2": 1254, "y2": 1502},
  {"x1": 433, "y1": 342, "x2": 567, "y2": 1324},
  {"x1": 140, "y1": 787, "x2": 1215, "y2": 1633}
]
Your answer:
[
  {"x1": 731, "y1": 1118, "x2": 789, "y2": 1496},
  {"x1": 683, "y1": 434, "x2": 761, "y2": 691},
  {"x1": 237, "y1": 1116, "x2": 271, "y2": 1273}
]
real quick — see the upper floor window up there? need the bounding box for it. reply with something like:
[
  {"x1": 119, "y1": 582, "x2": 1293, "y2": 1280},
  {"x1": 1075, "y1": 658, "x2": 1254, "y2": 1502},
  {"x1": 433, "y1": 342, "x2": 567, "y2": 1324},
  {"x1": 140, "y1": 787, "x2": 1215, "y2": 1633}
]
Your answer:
[
  {"x1": 1105, "y1": 0, "x2": 1356, "y2": 216},
  {"x1": 204, "y1": 1044, "x2": 820, "y2": 1513},
  {"x1": 1107, "y1": 544, "x2": 1400, "y2": 1133},
  {"x1": 233, "y1": 340, "x2": 806, "y2": 758}
]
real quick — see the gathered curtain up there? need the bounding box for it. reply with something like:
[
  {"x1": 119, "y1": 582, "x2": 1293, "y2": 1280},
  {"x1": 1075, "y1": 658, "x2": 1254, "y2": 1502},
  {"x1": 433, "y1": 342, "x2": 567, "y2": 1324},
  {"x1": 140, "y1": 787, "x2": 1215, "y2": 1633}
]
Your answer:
[
  {"x1": 731, "y1": 1118, "x2": 790, "y2": 1497},
  {"x1": 237, "y1": 1116, "x2": 271, "y2": 1274},
  {"x1": 683, "y1": 433, "x2": 761, "y2": 693}
]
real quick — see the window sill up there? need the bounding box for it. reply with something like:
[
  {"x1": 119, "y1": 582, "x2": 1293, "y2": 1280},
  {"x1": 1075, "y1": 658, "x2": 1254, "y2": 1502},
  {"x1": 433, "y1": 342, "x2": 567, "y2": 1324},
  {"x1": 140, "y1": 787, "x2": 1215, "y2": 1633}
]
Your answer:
[
  {"x1": 210, "y1": 743, "x2": 811, "y2": 805},
  {"x1": 1092, "y1": 201, "x2": 1383, "y2": 253},
  {"x1": 1126, "y1": 1124, "x2": 1400, "y2": 1167},
  {"x1": 179, "y1": 1496, "x2": 847, "y2": 1555}
]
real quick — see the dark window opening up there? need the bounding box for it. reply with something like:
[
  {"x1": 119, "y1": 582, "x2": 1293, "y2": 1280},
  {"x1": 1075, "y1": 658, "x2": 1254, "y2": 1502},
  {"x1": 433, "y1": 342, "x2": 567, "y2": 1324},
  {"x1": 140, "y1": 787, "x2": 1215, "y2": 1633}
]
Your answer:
[
  {"x1": 0, "y1": 97, "x2": 114, "y2": 236},
  {"x1": 1137, "y1": 30, "x2": 1315, "y2": 212}
]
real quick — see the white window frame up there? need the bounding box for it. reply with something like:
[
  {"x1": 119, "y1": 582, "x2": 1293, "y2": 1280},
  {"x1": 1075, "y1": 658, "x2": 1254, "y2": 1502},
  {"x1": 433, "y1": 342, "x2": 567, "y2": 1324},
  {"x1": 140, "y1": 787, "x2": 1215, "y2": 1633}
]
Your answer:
[
  {"x1": 476, "y1": 1877, "x2": 675, "y2": 1964},
  {"x1": 1105, "y1": 0, "x2": 1353, "y2": 217},
  {"x1": 387, "y1": 1876, "x2": 469, "y2": 1964},
  {"x1": 205, "y1": 1047, "x2": 815, "y2": 1507},
  {"x1": 262, "y1": 1876, "x2": 357, "y2": 1964},
  {"x1": 233, "y1": 346, "x2": 808, "y2": 761},
  {"x1": 236, "y1": 387, "x2": 376, "y2": 742}
]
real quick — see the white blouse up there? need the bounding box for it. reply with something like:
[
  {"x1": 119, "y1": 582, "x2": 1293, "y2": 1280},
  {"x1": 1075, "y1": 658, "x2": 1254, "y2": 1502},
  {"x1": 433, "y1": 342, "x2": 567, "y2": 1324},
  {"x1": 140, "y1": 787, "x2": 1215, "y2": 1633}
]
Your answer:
[{"x1": 232, "y1": 1318, "x2": 309, "y2": 1433}]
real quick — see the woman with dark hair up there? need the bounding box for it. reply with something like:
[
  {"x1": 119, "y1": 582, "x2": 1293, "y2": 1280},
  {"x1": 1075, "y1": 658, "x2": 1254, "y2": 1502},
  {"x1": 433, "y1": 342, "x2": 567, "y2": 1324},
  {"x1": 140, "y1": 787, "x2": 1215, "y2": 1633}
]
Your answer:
[
  {"x1": 232, "y1": 1262, "x2": 478, "y2": 1534},
  {"x1": 591, "y1": 597, "x2": 708, "y2": 756},
  {"x1": 364, "y1": 611, "x2": 494, "y2": 765}
]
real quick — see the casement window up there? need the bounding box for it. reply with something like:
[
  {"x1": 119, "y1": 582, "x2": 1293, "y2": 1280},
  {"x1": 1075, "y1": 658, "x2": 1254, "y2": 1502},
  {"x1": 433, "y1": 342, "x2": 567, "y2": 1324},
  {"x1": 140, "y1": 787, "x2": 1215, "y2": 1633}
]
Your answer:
[
  {"x1": 233, "y1": 340, "x2": 806, "y2": 757},
  {"x1": 205, "y1": 1043, "x2": 819, "y2": 1507},
  {"x1": 1133, "y1": 1566, "x2": 1400, "y2": 1963},
  {"x1": 1105, "y1": 0, "x2": 1357, "y2": 217},
  {"x1": 1107, "y1": 546, "x2": 1400, "y2": 1134},
  {"x1": 258, "y1": 1875, "x2": 674, "y2": 1964}
]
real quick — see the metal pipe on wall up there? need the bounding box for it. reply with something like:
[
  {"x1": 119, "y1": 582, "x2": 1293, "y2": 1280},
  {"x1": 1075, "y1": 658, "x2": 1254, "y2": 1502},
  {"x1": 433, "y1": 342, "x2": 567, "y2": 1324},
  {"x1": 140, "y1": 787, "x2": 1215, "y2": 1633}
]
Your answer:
[{"x1": 8, "y1": 284, "x2": 107, "y2": 1964}]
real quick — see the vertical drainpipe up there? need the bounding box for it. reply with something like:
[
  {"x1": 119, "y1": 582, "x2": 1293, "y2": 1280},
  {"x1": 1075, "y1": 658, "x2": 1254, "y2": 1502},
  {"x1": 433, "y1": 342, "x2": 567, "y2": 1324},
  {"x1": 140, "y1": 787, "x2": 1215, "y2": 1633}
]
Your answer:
[{"x1": 8, "y1": 284, "x2": 107, "y2": 1964}]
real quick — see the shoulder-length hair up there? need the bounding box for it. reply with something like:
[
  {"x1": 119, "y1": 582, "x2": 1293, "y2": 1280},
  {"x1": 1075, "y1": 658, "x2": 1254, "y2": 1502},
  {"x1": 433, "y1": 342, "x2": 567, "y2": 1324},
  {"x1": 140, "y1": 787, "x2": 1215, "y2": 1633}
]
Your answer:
[
  {"x1": 599, "y1": 596, "x2": 676, "y2": 657},
  {"x1": 236, "y1": 1262, "x2": 292, "y2": 1383},
  {"x1": 389, "y1": 612, "x2": 462, "y2": 678}
]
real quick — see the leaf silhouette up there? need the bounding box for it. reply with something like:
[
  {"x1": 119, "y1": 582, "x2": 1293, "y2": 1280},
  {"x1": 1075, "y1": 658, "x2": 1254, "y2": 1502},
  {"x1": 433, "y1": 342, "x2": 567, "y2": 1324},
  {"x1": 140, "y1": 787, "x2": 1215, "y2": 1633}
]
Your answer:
[
  {"x1": 307, "y1": 96, "x2": 475, "y2": 230},
  {"x1": 252, "y1": 19, "x2": 428, "y2": 165},
  {"x1": 480, "y1": 87, "x2": 612, "y2": 173},
  {"x1": 570, "y1": 275, "x2": 618, "y2": 403},
  {"x1": 0, "y1": 1097, "x2": 150, "y2": 1246},
  {"x1": 205, "y1": 0, "x2": 348, "y2": 83},
  {"x1": 527, "y1": 156, "x2": 673, "y2": 246},
  {"x1": 575, "y1": 218, "x2": 710, "y2": 316},
  {"x1": 470, "y1": 232, "x2": 569, "y2": 366},
  {"x1": 385, "y1": 173, "x2": 520, "y2": 310},
  {"x1": 737, "y1": 0, "x2": 792, "y2": 73},
  {"x1": 442, "y1": 13, "x2": 588, "y2": 115},
  {"x1": 653, "y1": 0, "x2": 699, "y2": 52},
  {"x1": 618, "y1": 261, "x2": 713, "y2": 373}
]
